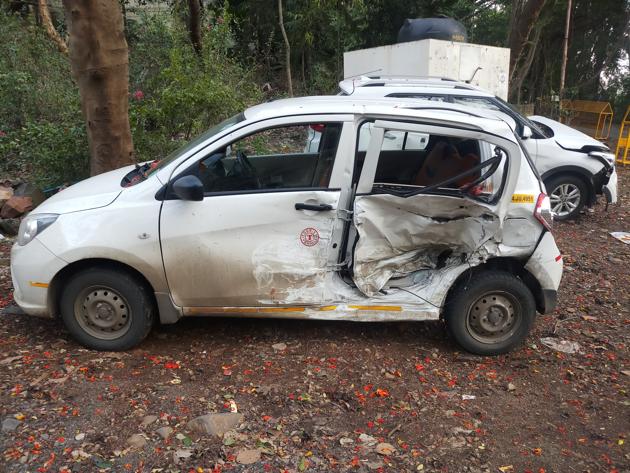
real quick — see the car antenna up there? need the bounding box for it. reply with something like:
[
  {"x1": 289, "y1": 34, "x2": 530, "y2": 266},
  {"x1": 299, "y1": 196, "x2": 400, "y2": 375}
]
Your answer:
[
  {"x1": 342, "y1": 68, "x2": 383, "y2": 95},
  {"x1": 465, "y1": 66, "x2": 483, "y2": 84}
]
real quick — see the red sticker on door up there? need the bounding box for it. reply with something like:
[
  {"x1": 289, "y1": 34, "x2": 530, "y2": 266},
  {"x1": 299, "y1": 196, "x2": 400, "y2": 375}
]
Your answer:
[{"x1": 300, "y1": 227, "x2": 320, "y2": 246}]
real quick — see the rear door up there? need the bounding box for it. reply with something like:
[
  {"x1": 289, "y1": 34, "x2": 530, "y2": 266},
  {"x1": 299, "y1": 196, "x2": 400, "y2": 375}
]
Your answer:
[
  {"x1": 350, "y1": 119, "x2": 523, "y2": 296},
  {"x1": 159, "y1": 117, "x2": 353, "y2": 308}
]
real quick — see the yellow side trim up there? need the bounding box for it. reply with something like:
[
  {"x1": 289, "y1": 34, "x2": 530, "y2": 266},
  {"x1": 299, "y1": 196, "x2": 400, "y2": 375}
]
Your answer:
[
  {"x1": 185, "y1": 306, "x2": 306, "y2": 315},
  {"x1": 317, "y1": 305, "x2": 337, "y2": 311},
  {"x1": 511, "y1": 194, "x2": 535, "y2": 203},
  {"x1": 29, "y1": 281, "x2": 49, "y2": 288},
  {"x1": 348, "y1": 305, "x2": 402, "y2": 312}
]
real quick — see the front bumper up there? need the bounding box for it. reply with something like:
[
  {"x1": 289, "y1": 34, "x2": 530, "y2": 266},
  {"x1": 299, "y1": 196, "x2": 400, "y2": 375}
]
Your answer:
[
  {"x1": 603, "y1": 168, "x2": 618, "y2": 205},
  {"x1": 10, "y1": 238, "x2": 67, "y2": 318}
]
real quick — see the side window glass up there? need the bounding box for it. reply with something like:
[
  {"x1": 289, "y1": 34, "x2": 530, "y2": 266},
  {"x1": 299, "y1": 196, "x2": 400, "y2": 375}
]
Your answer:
[
  {"x1": 194, "y1": 123, "x2": 342, "y2": 193},
  {"x1": 358, "y1": 124, "x2": 428, "y2": 152},
  {"x1": 363, "y1": 122, "x2": 507, "y2": 202}
]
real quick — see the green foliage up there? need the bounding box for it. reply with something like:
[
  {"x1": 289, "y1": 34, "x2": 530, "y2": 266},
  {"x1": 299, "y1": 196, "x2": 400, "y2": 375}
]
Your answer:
[
  {"x1": 0, "y1": 122, "x2": 89, "y2": 190},
  {"x1": 128, "y1": 10, "x2": 262, "y2": 161}
]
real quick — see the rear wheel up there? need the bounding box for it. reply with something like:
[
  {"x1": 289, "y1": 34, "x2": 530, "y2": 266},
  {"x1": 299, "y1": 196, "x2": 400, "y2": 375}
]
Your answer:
[
  {"x1": 545, "y1": 175, "x2": 588, "y2": 220},
  {"x1": 60, "y1": 268, "x2": 155, "y2": 351},
  {"x1": 444, "y1": 271, "x2": 536, "y2": 355}
]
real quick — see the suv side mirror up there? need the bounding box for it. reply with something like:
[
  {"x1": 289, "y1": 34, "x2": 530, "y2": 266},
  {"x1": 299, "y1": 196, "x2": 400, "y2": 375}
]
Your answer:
[
  {"x1": 521, "y1": 125, "x2": 533, "y2": 140},
  {"x1": 172, "y1": 175, "x2": 204, "y2": 201}
]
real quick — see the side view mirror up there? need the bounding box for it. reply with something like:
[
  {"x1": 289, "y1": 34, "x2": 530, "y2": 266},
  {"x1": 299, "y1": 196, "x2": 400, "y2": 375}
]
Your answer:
[
  {"x1": 172, "y1": 175, "x2": 204, "y2": 201},
  {"x1": 521, "y1": 125, "x2": 533, "y2": 140}
]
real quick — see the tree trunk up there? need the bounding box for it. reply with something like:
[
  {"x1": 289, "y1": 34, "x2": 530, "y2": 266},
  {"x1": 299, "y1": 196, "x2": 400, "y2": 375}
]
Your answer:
[
  {"x1": 188, "y1": 0, "x2": 202, "y2": 55},
  {"x1": 559, "y1": 0, "x2": 572, "y2": 98},
  {"x1": 62, "y1": 0, "x2": 134, "y2": 175},
  {"x1": 508, "y1": 0, "x2": 546, "y2": 81},
  {"x1": 277, "y1": 0, "x2": 293, "y2": 97},
  {"x1": 38, "y1": 0, "x2": 68, "y2": 54}
]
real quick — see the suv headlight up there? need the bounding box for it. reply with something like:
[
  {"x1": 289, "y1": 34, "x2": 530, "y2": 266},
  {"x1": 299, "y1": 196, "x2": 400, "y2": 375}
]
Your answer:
[
  {"x1": 17, "y1": 214, "x2": 59, "y2": 246},
  {"x1": 589, "y1": 151, "x2": 615, "y2": 168}
]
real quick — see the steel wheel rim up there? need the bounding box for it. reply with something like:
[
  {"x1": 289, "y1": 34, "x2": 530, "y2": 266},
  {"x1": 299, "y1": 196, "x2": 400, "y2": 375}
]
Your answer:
[
  {"x1": 550, "y1": 183, "x2": 581, "y2": 217},
  {"x1": 465, "y1": 291, "x2": 521, "y2": 344},
  {"x1": 74, "y1": 285, "x2": 131, "y2": 340}
]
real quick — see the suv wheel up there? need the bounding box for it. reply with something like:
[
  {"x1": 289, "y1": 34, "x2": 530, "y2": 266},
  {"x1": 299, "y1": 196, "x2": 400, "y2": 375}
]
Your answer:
[
  {"x1": 444, "y1": 271, "x2": 536, "y2": 356},
  {"x1": 545, "y1": 175, "x2": 587, "y2": 220},
  {"x1": 60, "y1": 267, "x2": 155, "y2": 351}
]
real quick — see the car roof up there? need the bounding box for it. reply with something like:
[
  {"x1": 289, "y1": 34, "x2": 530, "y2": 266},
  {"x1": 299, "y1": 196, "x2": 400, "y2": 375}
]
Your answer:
[
  {"x1": 338, "y1": 76, "x2": 493, "y2": 97},
  {"x1": 243, "y1": 96, "x2": 517, "y2": 138}
]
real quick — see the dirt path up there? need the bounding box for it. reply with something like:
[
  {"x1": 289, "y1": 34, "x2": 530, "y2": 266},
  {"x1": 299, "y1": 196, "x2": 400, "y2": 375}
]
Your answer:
[{"x1": 1, "y1": 169, "x2": 628, "y2": 473}]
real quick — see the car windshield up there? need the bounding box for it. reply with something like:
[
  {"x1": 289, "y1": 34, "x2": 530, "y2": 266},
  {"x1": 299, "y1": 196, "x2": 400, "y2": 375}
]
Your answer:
[
  {"x1": 493, "y1": 96, "x2": 546, "y2": 136},
  {"x1": 122, "y1": 113, "x2": 246, "y2": 187},
  {"x1": 145, "y1": 112, "x2": 245, "y2": 178}
]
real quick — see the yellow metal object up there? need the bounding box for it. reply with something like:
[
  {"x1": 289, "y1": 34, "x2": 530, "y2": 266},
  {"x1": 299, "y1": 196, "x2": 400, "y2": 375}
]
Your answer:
[
  {"x1": 560, "y1": 99, "x2": 613, "y2": 140},
  {"x1": 348, "y1": 305, "x2": 402, "y2": 312},
  {"x1": 615, "y1": 104, "x2": 630, "y2": 166}
]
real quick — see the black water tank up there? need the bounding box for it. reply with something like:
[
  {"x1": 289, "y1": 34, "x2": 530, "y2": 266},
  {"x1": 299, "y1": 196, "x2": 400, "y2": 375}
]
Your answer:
[{"x1": 397, "y1": 17, "x2": 467, "y2": 43}]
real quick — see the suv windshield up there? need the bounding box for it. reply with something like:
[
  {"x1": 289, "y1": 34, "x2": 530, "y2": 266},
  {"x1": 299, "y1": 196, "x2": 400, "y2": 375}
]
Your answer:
[{"x1": 122, "y1": 113, "x2": 245, "y2": 187}]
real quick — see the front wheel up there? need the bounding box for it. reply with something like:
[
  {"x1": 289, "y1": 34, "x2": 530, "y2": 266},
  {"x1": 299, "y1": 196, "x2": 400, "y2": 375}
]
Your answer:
[
  {"x1": 60, "y1": 268, "x2": 155, "y2": 351},
  {"x1": 444, "y1": 271, "x2": 536, "y2": 355},
  {"x1": 545, "y1": 175, "x2": 588, "y2": 220}
]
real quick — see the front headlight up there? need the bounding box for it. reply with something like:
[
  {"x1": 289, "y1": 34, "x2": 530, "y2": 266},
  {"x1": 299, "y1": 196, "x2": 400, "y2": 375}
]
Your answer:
[
  {"x1": 17, "y1": 214, "x2": 59, "y2": 246},
  {"x1": 589, "y1": 151, "x2": 615, "y2": 168}
]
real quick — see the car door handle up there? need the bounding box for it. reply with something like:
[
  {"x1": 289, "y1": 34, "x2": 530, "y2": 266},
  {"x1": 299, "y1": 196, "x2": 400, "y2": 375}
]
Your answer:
[{"x1": 295, "y1": 202, "x2": 334, "y2": 211}]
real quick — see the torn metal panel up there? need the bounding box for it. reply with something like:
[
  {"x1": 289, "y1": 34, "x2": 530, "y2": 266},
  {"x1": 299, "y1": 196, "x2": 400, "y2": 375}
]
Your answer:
[{"x1": 352, "y1": 194, "x2": 501, "y2": 296}]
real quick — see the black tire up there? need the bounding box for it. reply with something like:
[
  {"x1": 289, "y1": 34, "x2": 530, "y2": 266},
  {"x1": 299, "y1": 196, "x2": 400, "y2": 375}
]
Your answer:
[
  {"x1": 544, "y1": 174, "x2": 588, "y2": 221},
  {"x1": 60, "y1": 267, "x2": 155, "y2": 351},
  {"x1": 444, "y1": 271, "x2": 536, "y2": 356}
]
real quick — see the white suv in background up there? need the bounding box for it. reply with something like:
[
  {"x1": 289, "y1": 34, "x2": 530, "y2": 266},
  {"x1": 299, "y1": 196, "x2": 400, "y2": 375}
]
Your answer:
[{"x1": 339, "y1": 76, "x2": 618, "y2": 220}]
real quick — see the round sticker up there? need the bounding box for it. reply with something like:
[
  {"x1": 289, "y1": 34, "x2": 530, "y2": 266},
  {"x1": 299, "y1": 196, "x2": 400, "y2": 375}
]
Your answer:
[{"x1": 300, "y1": 227, "x2": 320, "y2": 247}]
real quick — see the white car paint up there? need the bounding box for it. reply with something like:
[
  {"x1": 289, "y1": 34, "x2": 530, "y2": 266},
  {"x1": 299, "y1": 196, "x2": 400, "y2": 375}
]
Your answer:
[{"x1": 11, "y1": 97, "x2": 562, "y2": 354}]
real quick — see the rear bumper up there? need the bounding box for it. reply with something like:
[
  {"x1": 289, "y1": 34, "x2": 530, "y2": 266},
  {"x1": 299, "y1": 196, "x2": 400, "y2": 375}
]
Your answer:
[{"x1": 540, "y1": 289, "x2": 558, "y2": 314}]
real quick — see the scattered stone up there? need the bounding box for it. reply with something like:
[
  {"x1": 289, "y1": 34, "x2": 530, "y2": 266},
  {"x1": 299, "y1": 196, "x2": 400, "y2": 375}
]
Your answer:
[
  {"x1": 2, "y1": 417, "x2": 21, "y2": 432},
  {"x1": 156, "y1": 426, "x2": 174, "y2": 440},
  {"x1": 75, "y1": 433, "x2": 85, "y2": 441},
  {"x1": 339, "y1": 437, "x2": 354, "y2": 446},
  {"x1": 272, "y1": 342, "x2": 287, "y2": 352},
  {"x1": 358, "y1": 433, "x2": 377, "y2": 447},
  {"x1": 186, "y1": 412, "x2": 244, "y2": 437},
  {"x1": 621, "y1": 370, "x2": 630, "y2": 377},
  {"x1": 173, "y1": 448, "x2": 193, "y2": 463},
  {"x1": 0, "y1": 196, "x2": 33, "y2": 218},
  {"x1": 236, "y1": 448, "x2": 261, "y2": 464},
  {"x1": 507, "y1": 383, "x2": 516, "y2": 392},
  {"x1": 448, "y1": 437, "x2": 467, "y2": 449},
  {"x1": 140, "y1": 415, "x2": 158, "y2": 428},
  {"x1": 126, "y1": 434, "x2": 147, "y2": 449},
  {"x1": 0, "y1": 185, "x2": 13, "y2": 202},
  {"x1": 375, "y1": 442, "x2": 396, "y2": 455}
]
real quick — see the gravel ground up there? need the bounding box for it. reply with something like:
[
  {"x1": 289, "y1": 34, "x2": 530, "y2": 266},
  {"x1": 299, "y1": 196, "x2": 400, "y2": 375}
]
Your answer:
[{"x1": 0, "y1": 167, "x2": 628, "y2": 473}]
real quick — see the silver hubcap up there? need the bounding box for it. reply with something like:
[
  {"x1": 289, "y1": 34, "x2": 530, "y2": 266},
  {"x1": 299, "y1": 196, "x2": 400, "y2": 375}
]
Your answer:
[
  {"x1": 74, "y1": 286, "x2": 131, "y2": 340},
  {"x1": 550, "y1": 183, "x2": 581, "y2": 217},
  {"x1": 466, "y1": 292, "x2": 520, "y2": 344}
]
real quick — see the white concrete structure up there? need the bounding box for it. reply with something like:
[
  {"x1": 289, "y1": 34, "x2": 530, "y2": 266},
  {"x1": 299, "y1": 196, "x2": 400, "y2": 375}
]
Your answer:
[{"x1": 343, "y1": 39, "x2": 511, "y2": 100}]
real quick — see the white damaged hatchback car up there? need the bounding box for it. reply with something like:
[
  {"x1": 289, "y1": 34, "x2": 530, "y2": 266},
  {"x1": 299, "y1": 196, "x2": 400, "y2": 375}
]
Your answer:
[{"x1": 11, "y1": 97, "x2": 563, "y2": 355}]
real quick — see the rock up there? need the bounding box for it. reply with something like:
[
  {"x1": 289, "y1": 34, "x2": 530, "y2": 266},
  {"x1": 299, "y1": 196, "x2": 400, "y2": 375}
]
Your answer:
[
  {"x1": 13, "y1": 182, "x2": 45, "y2": 207},
  {"x1": 0, "y1": 185, "x2": 13, "y2": 208},
  {"x1": 75, "y1": 433, "x2": 85, "y2": 441},
  {"x1": 173, "y1": 448, "x2": 193, "y2": 463},
  {"x1": 0, "y1": 218, "x2": 20, "y2": 236},
  {"x1": 540, "y1": 337, "x2": 581, "y2": 354},
  {"x1": 1, "y1": 196, "x2": 33, "y2": 218},
  {"x1": 272, "y1": 342, "x2": 287, "y2": 352},
  {"x1": 507, "y1": 383, "x2": 516, "y2": 392},
  {"x1": 375, "y1": 442, "x2": 396, "y2": 455},
  {"x1": 448, "y1": 437, "x2": 467, "y2": 449},
  {"x1": 358, "y1": 433, "x2": 377, "y2": 447},
  {"x1": 186, "y1": 412, "x2": 244, "y2": 437},
  {"x1": 140, "y1": 415, "x2": 158, "y2": 428},
  {"x1": 339, "y1": 437, "x2": 354, "y2": 446},
  {"x1": 156, "y1": 426, "x2": 173, "y2": 440},
  {"x1": 236, "y1": 448, "x2": 261, "y2": 464},
  {"x1": 2, "y1": 417, "x2": 21, "y2": 432},
  {"x1": 126, "y1": 434, "x2": 147, "y2": 449}
]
